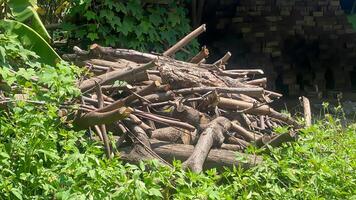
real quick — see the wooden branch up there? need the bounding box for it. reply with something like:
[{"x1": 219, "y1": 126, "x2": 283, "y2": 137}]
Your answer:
[
  {"x1": 133, "y1": 109, "x2": 196, "y2": 132},
  {"x1": 213, "y1": 51, "x2": 231, "y2": 69},
  {"x1": 225, "y1": 136, "x2": 250, "y2": 147},
  {"x1": 86, "y1": 59, "x2": 137, "y2": 69},
  {"x1": 221, "y1": 143, "x2": 245, "y2": 151},
  {"x1": 299, "y1": 96, "x2": 312, "y2": 127},
  {"x1": 163, "y1": 24, "x2": 206, "y2": 56},
  {"x1": 231, "y1": 122, "x2": 261, "y2": 142},
  {"x1": 118, "y1": 139, "x2": 262, "y2": 171},
  {"x1": 129, "y1": 114, "x2": 153, "y2": 135},
  {"x1": 74, "y1": 107, "x2": 133, "y2": 129},
  {"x1": 246, "y1": 78, "x2": 267, "y2": 87},
  {"x1": 183, "y1": 117, "x2": 231, "y2": 173},
  {"x1": 225, "y1": 69, "x2": 264, "y2": 75},
  {"x1": 157, "y1": 103, "x2": 210, "y2": 131},
  {"x1": 121, "y1": 121, "x2": 156, "y2": 162},
  {"x1": 79, "y1": 61, "x2": 156, "y2": 92},
  {"x1": 218, "y1": 97, "x2": 300, "y2": 127},
  {"x1": 151, "y1": 127, "x2": 191, "y2": 144},
  {"x1": 95, "y1": 81, "x2": 112, "y2": 158},
  {"x1": 262, "y1": 131, "x2": 298, "y2": 148},
  {"x1": 190, "y1": 46, "x2": 209, "y2": 63},
  {"x1": 173, "y1": 87, "x2": 264, "y2": 97}
]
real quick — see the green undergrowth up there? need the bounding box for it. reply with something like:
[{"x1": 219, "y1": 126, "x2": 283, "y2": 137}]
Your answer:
[{"x1": 1, "y1": 33, "x2": 356, "y2": 200}]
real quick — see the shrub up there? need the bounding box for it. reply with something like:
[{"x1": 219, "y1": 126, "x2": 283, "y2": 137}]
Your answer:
[{"x1": 62, "y1": 0, "x2": 199, "y2": 60}]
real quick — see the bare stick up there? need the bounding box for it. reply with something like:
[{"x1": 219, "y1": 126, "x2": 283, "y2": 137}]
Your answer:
[
  {"x1": 231, "y1": 122, "x2": 261, "y2": 142},
  {"x1": 134, "y1": 109, "x2": 196, "y2": 132},
  {"x1": 299, "y1": 96, "x2": 312, "y2": 127},
  {"x1": 225, "y1": 69, "x2": 264, "y2": 75},
  {"x1": 74, "y1": 107, "x2": 133, "y2": 129},
  {"x1": 95, "y1": 82, "x2": 112, "y2": 158},
  {"x1": 213, "y1": 51, "x2": 231, "y2": 69},
  {"x1": 79, "y1": 61, "x2": 156, "y2": 92},
  {"x1": 190, "y1": 46, "x2": 209, "y2": 63},
  {"x1": 173, "y1": 87, "x2": 263, "y2": 97},
  {"x1": 163, "y1": 24, "x2": 206, "y2": 56}
]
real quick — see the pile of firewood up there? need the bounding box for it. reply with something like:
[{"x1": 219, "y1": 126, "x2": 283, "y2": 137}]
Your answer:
[{"x1": 63, "y1": 25, "x2": 302, "y2": 172}]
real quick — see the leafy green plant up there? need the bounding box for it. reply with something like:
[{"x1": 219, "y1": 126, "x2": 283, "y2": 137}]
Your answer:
[
  {"x1": 1, "y1": 0, "x2": 61, "y2": 66},
  {"x1": 3, "y1": 0, "x2": 51, "y2": 41},
  {"x1": 63, "y1": 0, "x2": 199, "y2": 60},
  {"x1": 0, "y1": 19, "x2": 60, "y2": 66},
  {"x1": 1, "y1": 33, "x2": 355, "y2": 200}
]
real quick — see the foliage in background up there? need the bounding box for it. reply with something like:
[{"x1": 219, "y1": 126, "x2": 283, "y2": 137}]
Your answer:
[
  {"x1": 61, "y1": 0, "x2": 199, "y2": 60},
  {"x1": 1, "y1": 34, "x2": 355, "y2": 199}
]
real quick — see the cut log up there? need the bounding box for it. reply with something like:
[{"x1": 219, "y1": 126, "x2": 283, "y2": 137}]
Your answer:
[
  {"x1": 134, "y1": 109, "x2": 196, "y2": 132},
  {"x1": 190, "y1": 46, "x2": 209, "y2": 63},
  {"x1": 117, "y1": 139, "x2": 262, "y2": 171},
  {"x1": 151, "y1": 127, "x2": 191, "y2": 144},
  {"x1": 183, "y1": 117, "x2": 231, "y2": 173},
  {"x1": 163, "y1": 24, "x2": 206, "y2": 56}
]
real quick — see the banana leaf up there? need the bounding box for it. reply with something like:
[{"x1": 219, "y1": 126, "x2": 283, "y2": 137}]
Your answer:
[
  {"x1": 8, "y1": 0, "x2": 51, "y2": 42},
  {"x1": 0, "y1": 19, "x2": 61, "y2": 66}
]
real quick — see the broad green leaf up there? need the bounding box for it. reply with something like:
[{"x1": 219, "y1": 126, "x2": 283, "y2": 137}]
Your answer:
[
  {"x1": 11, "y1": 188, "x2": 23, "y2": 200},
  {"x1": 0, "y1": 19, "x2": 61, "y2": 66},
  {"x1": 8, "y1": 0, "x2": 51, "y2": 42}
]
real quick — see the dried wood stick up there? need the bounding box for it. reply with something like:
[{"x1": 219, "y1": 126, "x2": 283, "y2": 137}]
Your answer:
[
  {"x1": 74, "y1": 107, "x2": 133, "y2": 129},
  {"x1": 299, "y1": 96, "x2": 312, "y2": 127},
  {"x1": 133, "y1": 109, "x2": 196, "y2": 132},
  {"x1": 225, "y1": 69, "x2": 264, "y2": 75},
  {"x1": 190, "y1": 46, "x2": 209, "y2": 63},
  {"x1": 262, "y1": 131, "x2": 298, "y2": 149},
  {"x1": 218, "y1": 97, "x2": 300, "y2": 127},
  {"x1": 118, "y1": 139, "x2": 262, "y2": 171},
  {"x1": 129, "y1": 114, "x2": 153, "y2": 134},
  {"x1": 151, "y1": 127, "x2": 191, "y2": 144},
  {"x1": 213, "y1": 51, "x2": 231, "y2": 69},
  {"x1": 163, "y1": 24, "x2": 206, "y2": 56},
  {"x1": 172, "y1": 87, "x2": 264, "y2": 97},
  {"x1": 94, "y1": 125, "x2": 104, "y2": 141},
  {"x1": 246, "y1": 78, "x2": 267, "y2": 87},
  {"x1": 87, "y1": 59, "x2": 136, "y2": 69},
  {"x1": 95, "y1": 81, "x2": 112, "y2": 158},
  {"x1": 93, "y1": 80, "x2": 161, "y2": 113},
  {"x1": 221, "y1": 143, "x2": 245, "y2": 151},
  {"x1": 231, "y1": 122, "x2": 261, "y2": 142},
  {"x1": 225, "y1": 136, "x2": 250, "y2": 147},
  {"x1": 116, "y1": 123, "x2": 128, "y2": 148},
  {"x1": 79, "y1": 61, "x2": 156, "y2": 92}
]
